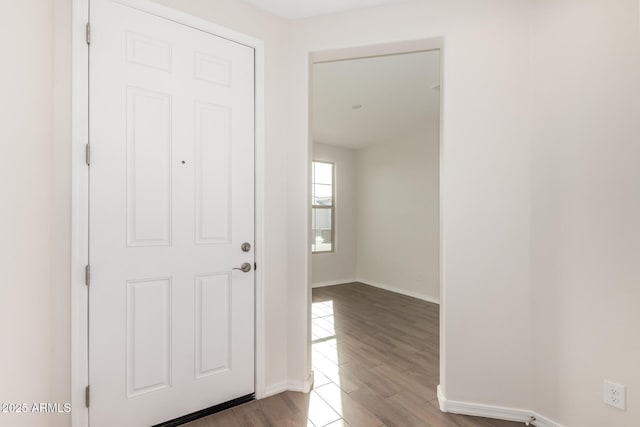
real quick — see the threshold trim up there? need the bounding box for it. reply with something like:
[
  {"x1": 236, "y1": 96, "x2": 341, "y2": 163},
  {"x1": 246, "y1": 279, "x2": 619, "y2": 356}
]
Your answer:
[{"x1": 152, "y1": 393, "x2": 255, "y2": 427}]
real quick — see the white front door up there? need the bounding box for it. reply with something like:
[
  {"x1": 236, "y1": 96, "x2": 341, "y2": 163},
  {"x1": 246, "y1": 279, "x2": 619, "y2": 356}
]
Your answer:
[{"x1": 89, "y1": 1, "x2": 255, "y2": 425}]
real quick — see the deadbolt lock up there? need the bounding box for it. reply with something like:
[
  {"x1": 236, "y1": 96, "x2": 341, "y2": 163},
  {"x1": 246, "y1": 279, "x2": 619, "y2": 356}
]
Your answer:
[{"x1": 241, "y1": 242, "x2": 251, "y2": 252}]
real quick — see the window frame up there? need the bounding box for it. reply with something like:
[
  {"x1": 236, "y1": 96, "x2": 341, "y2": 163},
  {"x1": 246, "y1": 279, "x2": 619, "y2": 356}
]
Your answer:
[{"x1": 311, "y1": 160, "x2": 335, "y2": 254}]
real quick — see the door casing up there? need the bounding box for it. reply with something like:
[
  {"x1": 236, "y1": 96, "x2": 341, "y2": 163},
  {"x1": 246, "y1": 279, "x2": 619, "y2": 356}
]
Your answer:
[{"x1": 70, "y1": 1, "x2": 266, "y2": 425}]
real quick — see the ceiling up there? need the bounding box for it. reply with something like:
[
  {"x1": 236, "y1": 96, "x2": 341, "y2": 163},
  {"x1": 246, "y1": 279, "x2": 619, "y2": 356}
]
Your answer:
[
  {"x1": 312, "y1": 50, "x2": 441, "y2": 150},
  {"x1": 242, "y1": 0, "x2": 412, "y2": 19}
]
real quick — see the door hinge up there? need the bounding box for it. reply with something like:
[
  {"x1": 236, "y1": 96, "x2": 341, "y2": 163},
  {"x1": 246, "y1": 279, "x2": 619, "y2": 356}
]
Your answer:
[
  {"x1": 85, "y1": 265, "x2": 90, "y2": 286},
  {"x1": 85, "y1": 144, "x2": 91, "y2": 166},
  {"x1": 85, "y1": 22, "x2": 91, "y2": 45},
  {"x1": 85, "y1": 385, "x2": 90, "y2": 408}
]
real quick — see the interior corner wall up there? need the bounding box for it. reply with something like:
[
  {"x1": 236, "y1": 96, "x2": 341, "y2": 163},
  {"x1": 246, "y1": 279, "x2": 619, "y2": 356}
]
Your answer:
[
  {"x1": 311, "y1": 143, "x2": 358, "y2": 286},
  {"x1": 530, "y1": 1, "x2": 640, "y2": 425},
  {"x1": 147, "y1": 0, "x2": 295, "y2": 393},
  {"x1": 289, "y1": 0, "x2": 533, "y2": 408},
  {"x1": 356, "y1": 126, "x2": 440, "y2": 303}
]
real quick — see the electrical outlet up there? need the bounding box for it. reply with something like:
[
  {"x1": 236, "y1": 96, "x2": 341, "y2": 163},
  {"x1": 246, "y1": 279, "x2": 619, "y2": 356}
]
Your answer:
[{"x1": 604, "y1": 380, "x2": 626, "y2": 410}]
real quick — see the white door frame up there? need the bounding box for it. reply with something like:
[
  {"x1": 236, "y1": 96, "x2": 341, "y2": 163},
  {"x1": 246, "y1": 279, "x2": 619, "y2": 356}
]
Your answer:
[
  {"x1": 71, "y1": 1, "x2": 266, "y2": 425},
  {"x1": 306, "y1": 37, "x2": 445, "y2": 396}
]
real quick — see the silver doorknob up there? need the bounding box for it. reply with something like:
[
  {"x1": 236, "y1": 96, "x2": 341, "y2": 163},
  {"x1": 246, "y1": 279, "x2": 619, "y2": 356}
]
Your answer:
[{"x1": 233, "y1": 262, "x2": 252, "y2": 273}]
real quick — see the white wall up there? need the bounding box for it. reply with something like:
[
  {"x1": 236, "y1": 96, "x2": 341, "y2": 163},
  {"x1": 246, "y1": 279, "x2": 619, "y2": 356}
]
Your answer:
[
  {"x1": 356, "y1": 125, "x2": 440, "y2": 302},
  {"x1": 53, "y1": 2, "x2": 72, "y2": 426},
  {"x1": 311, "y1": 143, "x2": 358, "y2": 286},
  {"x1": 288, "y1": 0, "x2": 533, "y2": 408},
  {"x1": 0, "y1": 1, "x2": 71, "y2": 426},
  {"x1": 530, "y1": 1, "x2": 640, "y2": 425},
  {"x1": 313, "y1": 126, "x2": 440, "y2": 303}
]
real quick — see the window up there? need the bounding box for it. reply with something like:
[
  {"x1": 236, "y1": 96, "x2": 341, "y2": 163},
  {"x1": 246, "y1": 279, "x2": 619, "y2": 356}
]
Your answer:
[{"x1": 312, "y1": 161, "x2": 334, "y2": 253}]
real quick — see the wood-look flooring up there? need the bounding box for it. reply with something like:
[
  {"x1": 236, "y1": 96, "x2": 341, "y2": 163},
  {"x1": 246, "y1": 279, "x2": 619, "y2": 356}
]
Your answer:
[{"x1": 185, "y1": 282, "x2": 523, "y2": 427}]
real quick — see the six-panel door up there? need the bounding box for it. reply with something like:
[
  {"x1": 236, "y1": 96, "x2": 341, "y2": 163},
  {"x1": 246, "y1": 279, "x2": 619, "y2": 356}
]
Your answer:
[{"x1": 89, "y1": 0, "x2": 255, "y2": 425}]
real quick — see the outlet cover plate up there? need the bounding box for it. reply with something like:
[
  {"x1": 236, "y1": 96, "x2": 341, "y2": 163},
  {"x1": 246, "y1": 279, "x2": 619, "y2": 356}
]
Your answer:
[{"x1": 604, "y1": 380, "x2": 626, "y2": 410}]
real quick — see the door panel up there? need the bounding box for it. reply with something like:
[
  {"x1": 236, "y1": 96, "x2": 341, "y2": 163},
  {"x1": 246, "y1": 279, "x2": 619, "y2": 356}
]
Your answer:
[
  {"x1": 89, "y1": 1, "x2": 255, "y2": 425},
  {"x1": 126, "y1": 278, "x2": 172, "y2": 398},
  {"x1": 195, "y1": 102, "x2": 232, "y2": 245},
  {"x1": 195, "y1": 273, "x2": 231, "y2": 378},
  {"x1": 126, "y1": 87, "x2": 172, "y2": 247}
]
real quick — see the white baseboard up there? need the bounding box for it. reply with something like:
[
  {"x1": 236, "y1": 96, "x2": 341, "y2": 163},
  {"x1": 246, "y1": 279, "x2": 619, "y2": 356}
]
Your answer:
[
  {"x1": 357, "y1": 278, "x2": 440, "y2": 305},
  {"x1": 437, "y1": 385, "x2": 563, "y2": 427},
  {"x1": 263, "y1": 372, "x2": 314, "y2": 398},
  {"x1": 264, "y1": 381, "x2": 290, "y2": 397},
  {"x1": 302, "y1": 371, "x2": 314, "y2": 392},
  {"x1": 312, "y1": 278, "x2": 440, "y2": 305},
  {"x1": 437, "y1": 385, "x2": 448, "y2": 412},
  {"x1": 532, "y1": 413, "x2": 565, "y2": 427},
  {"x1": 311, "y1": 278, "x2": 358, "y2": 288}
]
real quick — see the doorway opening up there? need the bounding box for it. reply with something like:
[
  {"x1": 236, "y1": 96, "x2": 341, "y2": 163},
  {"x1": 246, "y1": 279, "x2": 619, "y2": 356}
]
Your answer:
[{"x1": 307, "y1": 41, "x2": 443, "y2": 425}]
